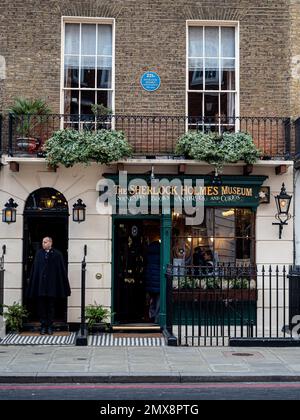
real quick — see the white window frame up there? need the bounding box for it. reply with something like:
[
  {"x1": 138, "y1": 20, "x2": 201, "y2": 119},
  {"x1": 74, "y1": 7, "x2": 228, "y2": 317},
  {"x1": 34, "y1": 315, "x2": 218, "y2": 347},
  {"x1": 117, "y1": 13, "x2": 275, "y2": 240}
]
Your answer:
[
  {"x1": 186, "y1": 20, "x2": 240, "y2": 133},
  {"x1": 60, "y1": 16, "x2": 115, "y2": 128}
]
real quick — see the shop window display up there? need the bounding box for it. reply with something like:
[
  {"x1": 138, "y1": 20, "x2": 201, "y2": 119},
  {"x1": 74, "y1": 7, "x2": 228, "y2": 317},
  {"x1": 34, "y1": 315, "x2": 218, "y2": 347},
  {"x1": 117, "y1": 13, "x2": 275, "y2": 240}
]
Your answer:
[{"x1": 172, "y1": 208, "x2": 255, "y2": 267}]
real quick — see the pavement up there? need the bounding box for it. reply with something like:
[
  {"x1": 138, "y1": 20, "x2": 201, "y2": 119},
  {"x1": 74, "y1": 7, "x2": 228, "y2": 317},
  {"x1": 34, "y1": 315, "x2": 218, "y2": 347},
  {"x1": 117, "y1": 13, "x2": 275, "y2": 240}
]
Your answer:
[{"x1": 0, "y1": 345, "x2": 300, "y2": 383}]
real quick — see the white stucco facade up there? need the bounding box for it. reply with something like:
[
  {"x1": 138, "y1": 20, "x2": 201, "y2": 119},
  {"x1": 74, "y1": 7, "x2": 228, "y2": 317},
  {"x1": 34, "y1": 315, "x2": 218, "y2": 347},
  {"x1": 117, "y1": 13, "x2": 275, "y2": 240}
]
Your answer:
[{"x1": 0, "y1": 157, "x2": 295, "y2": 328}]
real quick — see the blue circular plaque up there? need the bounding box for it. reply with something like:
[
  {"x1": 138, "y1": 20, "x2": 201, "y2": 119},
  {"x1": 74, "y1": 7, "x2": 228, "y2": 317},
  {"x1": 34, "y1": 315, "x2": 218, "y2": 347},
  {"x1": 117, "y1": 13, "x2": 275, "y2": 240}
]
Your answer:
[{"x1": 140, "y1": 72, "x2": 161, "y2": 92}]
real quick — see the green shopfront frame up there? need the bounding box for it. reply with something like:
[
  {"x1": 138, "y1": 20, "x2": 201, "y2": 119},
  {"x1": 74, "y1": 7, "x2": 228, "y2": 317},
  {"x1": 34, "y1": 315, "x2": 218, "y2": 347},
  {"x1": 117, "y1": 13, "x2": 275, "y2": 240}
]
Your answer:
[{"x1": 109, "y1": 175, "x2": 267, "y2": 328}]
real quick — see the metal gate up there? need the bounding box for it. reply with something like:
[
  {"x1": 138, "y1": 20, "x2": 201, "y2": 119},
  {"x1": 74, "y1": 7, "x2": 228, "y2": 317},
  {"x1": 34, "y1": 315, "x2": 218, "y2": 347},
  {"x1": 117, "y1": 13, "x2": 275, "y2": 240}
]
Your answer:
[{"x1": 166, "y1": 264, "x2": 300, "y2": 346}]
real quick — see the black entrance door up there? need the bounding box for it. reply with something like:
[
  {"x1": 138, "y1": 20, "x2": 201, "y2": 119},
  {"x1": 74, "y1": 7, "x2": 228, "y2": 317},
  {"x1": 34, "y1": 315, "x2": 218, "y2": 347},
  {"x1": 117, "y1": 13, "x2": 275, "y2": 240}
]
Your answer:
[
  {"x1": 114, "y1": 219, "x2": 160, "y2": 324},
  {"x1": 23, "y1": 215, "x2": 69, "y2": 325},
  {"x1": 23, "y1": 188, "x2": 69, "y2": 327}
]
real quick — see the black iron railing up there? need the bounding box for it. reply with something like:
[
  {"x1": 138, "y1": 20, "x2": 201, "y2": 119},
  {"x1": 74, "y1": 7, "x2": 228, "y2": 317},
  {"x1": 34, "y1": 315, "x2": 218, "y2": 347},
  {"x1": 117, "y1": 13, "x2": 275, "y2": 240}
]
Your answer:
[
  {"x1": 5, "y1": 114, "x2": 294, "y2": 160},
  {"x1": 166, "y1": 264, "x2": 300, "y2": 346},
  {"x1": 76, "y1": 245, "x2": 88, "y2": 346},
  {"x1": 0, "y1": 245, "x2": 6, "y2": 315}
]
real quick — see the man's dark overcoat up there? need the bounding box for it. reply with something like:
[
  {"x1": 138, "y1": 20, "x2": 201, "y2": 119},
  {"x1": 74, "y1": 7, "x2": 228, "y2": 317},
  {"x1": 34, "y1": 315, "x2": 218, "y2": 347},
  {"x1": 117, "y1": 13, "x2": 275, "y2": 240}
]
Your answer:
[{"x1": 27, "y1": 249, "x2": 71, "y2": 298}]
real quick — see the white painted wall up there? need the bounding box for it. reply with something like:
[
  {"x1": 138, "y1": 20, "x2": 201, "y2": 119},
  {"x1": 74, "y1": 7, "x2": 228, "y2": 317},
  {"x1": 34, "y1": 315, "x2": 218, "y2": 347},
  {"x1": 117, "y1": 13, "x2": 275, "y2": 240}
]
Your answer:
[{"x1": 254, "y1": 165, "x2": 294, "y2": 265}]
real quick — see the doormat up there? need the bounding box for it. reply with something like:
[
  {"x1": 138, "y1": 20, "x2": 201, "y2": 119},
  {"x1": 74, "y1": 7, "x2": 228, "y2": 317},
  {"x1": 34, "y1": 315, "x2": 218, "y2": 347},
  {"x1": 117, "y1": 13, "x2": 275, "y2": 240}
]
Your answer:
[
  {"x1": 88, "y1": 333, "x2": 165, "y2": 347},
  {"x1": 0, "y1": 333, "x2": 76, "y2": 346}
]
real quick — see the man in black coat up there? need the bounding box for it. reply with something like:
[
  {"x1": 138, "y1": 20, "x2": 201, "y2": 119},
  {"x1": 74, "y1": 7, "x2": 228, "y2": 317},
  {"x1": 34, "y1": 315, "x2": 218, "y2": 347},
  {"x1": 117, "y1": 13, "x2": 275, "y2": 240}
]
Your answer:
[{"x1": 27, "y1": 237, "x2": 71, "y2": 335}]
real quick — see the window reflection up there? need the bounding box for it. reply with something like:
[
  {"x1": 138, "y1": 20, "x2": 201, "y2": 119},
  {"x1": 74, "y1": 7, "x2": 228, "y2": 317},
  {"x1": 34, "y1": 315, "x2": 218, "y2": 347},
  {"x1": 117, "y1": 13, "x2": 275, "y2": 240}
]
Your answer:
[
  {"x1": 64, "y1": 22, "x2": 113, "y2": 120},
  {"x1": 172, "y1": 208, "x2": 255, "y2": 266},
  {"x1": 188, "y1": 25, "x2": 237, "y2": 134}
]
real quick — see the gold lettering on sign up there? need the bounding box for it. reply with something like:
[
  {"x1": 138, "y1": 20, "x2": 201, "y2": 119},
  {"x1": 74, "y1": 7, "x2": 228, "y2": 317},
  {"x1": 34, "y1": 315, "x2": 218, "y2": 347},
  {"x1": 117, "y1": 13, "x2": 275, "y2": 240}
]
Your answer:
[
  {"x1": 116, "y1": 185, "x2": 253, "y2": 198},
  {"x1": 221, "y1": 187, "x2": 253, "y2": 197}
]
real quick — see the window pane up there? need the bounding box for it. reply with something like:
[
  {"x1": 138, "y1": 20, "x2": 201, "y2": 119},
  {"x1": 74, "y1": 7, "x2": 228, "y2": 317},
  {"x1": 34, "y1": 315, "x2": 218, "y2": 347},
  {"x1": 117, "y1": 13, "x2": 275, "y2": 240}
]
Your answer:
[
  {"x1": 236, "y1": 239, "x2": 253, "y2": 262},
  {"x1": 214, "y1": 238, "x2": 236, "y2": 264},
  {"x1": 220, "y1": 92, "x2": 235, "y2": 119},
  {"x1": 172, "y1": 215, "x2": 194, "y2": 265},
  {"x1": 81, "y1": 90, "x2": 96, "y2": 115},
  {"x1": 235, "y1": 209, "x2": 254, "y2": 237},
  {"x1": 221, "y1": 59, "x2": 235, "y2": 90},
  {"x1": 98, "y1": 25, "x2": 112, "y2": 55},
  {"x1": 215, "y1": 208, "x2": 235, "y2": 238},
  {"x1": 205, "y1": 58, "x2": 219, "y2": 90},
  {"x1": 64, "y1": 56, "x2": 79, "y2": 88},
  {"x1": 189, "y1": 27, "x2": 203, "y2": 57},
  {"x1": 64, "y1": 90, "x2": 79, "y2": 115},
  {"x1": 81, "y1": 24, "x2": 96, "y2": 55},
  {"x1": 97, "y1": 56, "x2": 112, "y2": 88},
  {"x1": 205, "y1": 27, "x2": 219, "y2": 57},
  {"x1": 65, "y1": 24, "x2": 80, "y2": 55},
  {"x1": 221, "y1": 27, "x2": 235, "y2": 58},
  {"x1": 188, "y1": 92, "x2": 203, "y2": 117},
  {"x1": 97, "y1": 90, "x2": 113, "y2": 109},
  {"x1": 189, "y1": 58, "x2": 203, "y2": 90},
  {"x1": 204, "y1": 93, "x2": 218, "y2": 117},
  {"x1": 80, "y1": 56, "x2": 96, "y2": 88}
]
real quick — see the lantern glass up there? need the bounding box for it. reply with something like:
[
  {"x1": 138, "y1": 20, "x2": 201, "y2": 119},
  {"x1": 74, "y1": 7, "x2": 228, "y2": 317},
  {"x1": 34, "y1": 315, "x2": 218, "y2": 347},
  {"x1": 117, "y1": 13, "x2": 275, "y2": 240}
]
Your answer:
[
  {"x1": 73, "y1": 209, "x2": 80, "y2": 222},
  {"x1": 78, "y1": 209, "x2": 85, "y2": 222},
  {"x1": 73, "y1": 202, "x2": 85, "y2": 223},
  {"x1": 2, "y1": 198, "x2": 18, "y2": 224},
  {"x1": 2, "y1": 208, "x2": 16, "y2": 223},
  {"x1": 73, "y1": 209, "x2": 78, "y2": 222},
  {"x1": 278, "y1": 197, "x2": 290, "y2": 215},
  {"x1": 274, "y1": 184, "x2": 292, "y2": 224}
]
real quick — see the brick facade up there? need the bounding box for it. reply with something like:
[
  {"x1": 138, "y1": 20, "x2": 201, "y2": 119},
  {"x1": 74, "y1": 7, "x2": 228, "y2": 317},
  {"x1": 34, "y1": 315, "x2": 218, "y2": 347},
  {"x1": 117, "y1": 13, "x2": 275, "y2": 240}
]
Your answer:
[
  {"x1": 0, "y1": 0, "x2": 293, "y2": 117},
  {"x1": 290, "y1": 0, "x2": 300, "y2": 117}
]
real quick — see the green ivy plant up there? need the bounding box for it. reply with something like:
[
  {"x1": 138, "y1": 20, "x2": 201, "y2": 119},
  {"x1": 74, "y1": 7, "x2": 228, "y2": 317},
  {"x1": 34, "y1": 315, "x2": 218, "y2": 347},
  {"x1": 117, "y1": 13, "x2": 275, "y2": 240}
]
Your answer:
[
  {"x1": 0, "y1": 302, "x2": 29, "y2": 333},
  {"x1": 44, "y1": 129, "x2": 133, "y2": 168},
  {"x1": 85, "y1": 302, "x2": 110, "y2": 331},
  {"x1": 176, "y1": 131, "x2": 261, "y2": 174}
]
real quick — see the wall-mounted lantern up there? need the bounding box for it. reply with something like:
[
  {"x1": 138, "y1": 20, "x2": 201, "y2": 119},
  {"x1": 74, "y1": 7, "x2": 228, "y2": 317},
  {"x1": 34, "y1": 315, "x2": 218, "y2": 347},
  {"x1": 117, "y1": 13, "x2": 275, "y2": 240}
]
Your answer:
[
  {"x1": 272, "y1": 183, "x2": 292, "y2": 239},
  {"x1": 73, "y1": 199, "x2": 86, "y2": 223},
  {"x1": 2, "y1": 198, "x2": 18, "y2": 224}
]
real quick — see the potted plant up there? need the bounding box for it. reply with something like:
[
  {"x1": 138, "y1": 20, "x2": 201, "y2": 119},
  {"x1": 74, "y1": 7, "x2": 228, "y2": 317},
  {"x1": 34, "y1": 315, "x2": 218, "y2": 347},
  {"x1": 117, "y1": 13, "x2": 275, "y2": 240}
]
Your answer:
[
  {"x1": 0, "y1": 302, "x2": 29, "y2": 334},
  {"x1": 229, "y1": 278, "x2": 257, "y2": 301},
  {"x1": 91, "y1": 104, "x2": 113, "y2": 117},
  {"x1": 91, "y1": 104, "x2": 113, "y2": 130},
  {"x1": 85, "y1": 302, "x2": 110, "y2": 334},
  {"x1": 8, "y1": 98, "x2": 52, "y2": 154}
]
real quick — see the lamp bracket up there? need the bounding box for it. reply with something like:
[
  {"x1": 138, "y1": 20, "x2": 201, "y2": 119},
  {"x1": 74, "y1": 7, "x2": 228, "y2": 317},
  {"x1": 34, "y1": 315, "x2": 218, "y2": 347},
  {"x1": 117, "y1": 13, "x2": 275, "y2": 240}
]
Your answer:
[{"x1": 272, "y1": 221, "x2": 288, "y2": 239}]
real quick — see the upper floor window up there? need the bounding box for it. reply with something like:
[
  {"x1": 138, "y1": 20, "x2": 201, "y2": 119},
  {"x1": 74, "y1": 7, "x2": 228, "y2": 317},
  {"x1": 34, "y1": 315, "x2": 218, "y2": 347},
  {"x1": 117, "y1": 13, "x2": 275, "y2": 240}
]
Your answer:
[
  {"x1": 62, "y1": 20, "x2": 114, "y2": 126},
  {"x1": 187, "y1": 24, "x2": 238, "y2": 133}
]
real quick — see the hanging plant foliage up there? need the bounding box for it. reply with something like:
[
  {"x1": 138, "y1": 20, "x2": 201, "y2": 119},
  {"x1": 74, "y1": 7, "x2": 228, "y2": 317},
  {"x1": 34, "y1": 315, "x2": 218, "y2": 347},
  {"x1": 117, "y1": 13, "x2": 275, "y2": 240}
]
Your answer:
[
  {"x1": 176, "y1": 131, "x2": 261, "y2": 173},
  {"x1": 44, "y1": 129, "x2": 133, "y2": 168}
]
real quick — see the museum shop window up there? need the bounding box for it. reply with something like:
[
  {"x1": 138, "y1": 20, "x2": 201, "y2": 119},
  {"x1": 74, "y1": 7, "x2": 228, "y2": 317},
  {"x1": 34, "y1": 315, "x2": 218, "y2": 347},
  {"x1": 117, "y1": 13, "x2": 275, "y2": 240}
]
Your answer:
[{"x1": 172, "y1": 208, "x2": 255, "y2": 267}]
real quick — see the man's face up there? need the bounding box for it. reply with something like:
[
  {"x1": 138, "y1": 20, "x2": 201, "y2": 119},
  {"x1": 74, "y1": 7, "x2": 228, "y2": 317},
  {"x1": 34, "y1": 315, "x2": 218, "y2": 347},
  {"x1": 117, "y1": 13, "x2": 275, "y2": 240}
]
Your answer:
[{"x1": 42, "y1": 238, "x2": 52, "y2": 251}]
